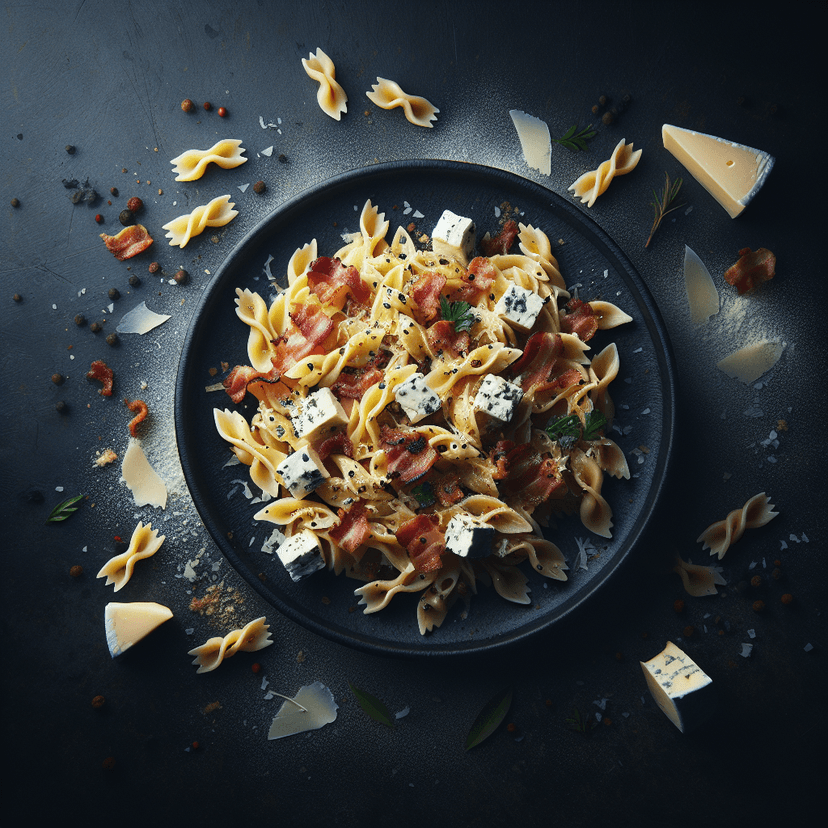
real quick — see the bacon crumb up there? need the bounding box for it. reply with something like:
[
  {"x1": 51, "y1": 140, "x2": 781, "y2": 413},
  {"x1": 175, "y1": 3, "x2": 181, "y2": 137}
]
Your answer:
[
  {"x1": 124, "y1": 398, "x2": 149, "y2": 437},
  {"x1": 100, "y1": 224, "x2": 154, "y2": 261},
  {"x1": 87, "y1": 360, "x2": 114, "y2": 396},
  {"x1": 724, "y1": 247, "x2": 776, "y2": 295},
  {"x1": 480, "y1": 219, "x2": 519, "y2": 256}
]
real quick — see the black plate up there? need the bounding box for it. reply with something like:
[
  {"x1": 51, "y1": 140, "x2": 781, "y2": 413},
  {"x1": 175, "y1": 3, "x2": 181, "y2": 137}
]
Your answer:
[{"x1": 175, "y1": 160, "x2": 676, "y2": 657}]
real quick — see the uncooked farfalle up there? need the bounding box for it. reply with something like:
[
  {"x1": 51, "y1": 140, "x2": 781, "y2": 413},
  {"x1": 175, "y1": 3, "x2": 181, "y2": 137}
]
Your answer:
[
  {"x1": 672, "y1": 553, "x2": 727, "y2": 597},
  {"x1": 302, "y1": 47, "x2": 348, "y2": 120},
  {"x1": 568, "y1": 138, "x2": 642, "y2": 207},
  {"x1": 169, "y1": 139, "x2": 247, "y2": 182},
  {"x1": 96, "y1": 521, "x2": 165, "y2": 592},
  {"x1": 697, "y1": 492, "x2": 778, "y2": 559},
  {"x1": 163, "y1": 195, "x2": 238, "y2": 248},
  {"x1": 187, "y1": 617, "x2": 273, "y2": 673},
  {"x1": 366, "y1": 77, "x2": 439, "y2": 128}
]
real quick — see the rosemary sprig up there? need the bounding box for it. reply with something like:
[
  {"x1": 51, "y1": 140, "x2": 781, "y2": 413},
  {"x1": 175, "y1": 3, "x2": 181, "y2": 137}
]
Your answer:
[
  {"x1": 645, "y1": 171, "x2": 684, "y2": 248},
  {"x1": 551, "y1": 124, "x2": 596, "y2": 152},
  {"x1": 45, "y1": 494, "x2": 84, "y2": 524},
  {"x1": 439, "y1": 296, "x2": 475, "y2": 332},
  {"x1": 565, "y1": 706, "x2": 597, "y2": 736}
]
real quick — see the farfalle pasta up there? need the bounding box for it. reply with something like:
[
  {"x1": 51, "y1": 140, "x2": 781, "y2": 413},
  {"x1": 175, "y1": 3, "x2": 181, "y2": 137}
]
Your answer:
[
  {"x1": 302, "y1": 47, "x2": 347, "y2": 121},
  {"x1": 162, "y1": 194, "x2": 238, "y2": 248},
  {"x1": 366, "y1": 78, "x2": 439, "y2": 128},
  {"x1": 169, "y1": 139, "x2": 247, "y2": 182},
  {"x1": 569, "y1": 139, "x2": 642, "y2": 207},
  {"x1": 187, "y1": 617, "x2": 273, "y2": 673},
  {"x1": 96, "y1": 521, "x2": 165, "y2": 592},
  {"x1": 697, "y1": 491, "x2": 778, "y2": 559},
  {"x1": 215, "y1": 202, "x2": 632, "y2": 634}
]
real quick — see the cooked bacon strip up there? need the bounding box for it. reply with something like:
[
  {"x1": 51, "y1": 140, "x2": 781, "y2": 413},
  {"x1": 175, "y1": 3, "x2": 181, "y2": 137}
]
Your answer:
[
  {"x1": 452, "y1": 256, "x2": 497, "y2": 302},
  {"x1": 87, "y1": 359, "x2": 114, "y2": 396},
  {"x1": 559, "y1": 298, "x2": 598, "y2": 342},
  {"x1": 411, "y1": 271, "x2": 446, "y2": 324},
  {"x1": 124, "y1": 398, "x2": 149, "y2": 437},
  {"x1": 431, "y1": 472, "x2": 464, "y2": 506},
  {"x1": 223, "y1": 364, "x2": 279, "y2": 404},
  {"x1": 99, "y1": 225, "x2": 153, "y2": 261},
  {"x1": 547, "y1": 367, "x2": 583, "y2": 393},
  {"x1": 480, "y1": 219, "x2": 519, "y2": 256},
  {"x1": 315, "y1": 431, "x2": 354, "y2": 461},
  {"x1": 307, "y1": 256, "x2": 371, "y2": 309},
  {"x1": 724, "y1": 247, "x2": 776, "y2": 295},
  {"x1": 426, "y1": 319, "x2": 470, "y2": 358},
  {"x1": 396, "y1": 514, "x2": 445, "y2": 572},
  {"x1": 511, "y1": 332, "x2": 564, "y2": 392},
  {"x1": 380, "y1": 425, "x2": 439, "y2": 485},
  {"x1": 329, "y1": 501, "x2": 369, "y2": 554},
  {"x1": 499, "y1": 443, "x2": 565, "y2": 507},
  {"x1": 330, "y1": 350, "x2": 389, "y2": 400},
  {"x1": 489, "y1": 440, "x2": 513, "y2": 480}
]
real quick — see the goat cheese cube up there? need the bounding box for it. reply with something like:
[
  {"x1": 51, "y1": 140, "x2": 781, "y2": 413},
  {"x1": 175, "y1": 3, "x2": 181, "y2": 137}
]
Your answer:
[
  {"x1": 495, "y1": 284, "x2": 544, "y2": 332},
  {"x1": 431, "y1": 210, "x2": 476, "y2": 266},
  {"x1": 473, "y1": 374, "x2": 524, "y2": 423},
  {"x1": 276, "y1": 446, "x2": 329, "y2": 498},
  {"x1": 276, "y1": 530, "x2": 325, "y2": 581},
  {"x1": 445, "y1": 514, "x2": 495, "y2": 559},
  {"x1": 293, "y1": 388, "x2": 348, "y2": 440},
  {"x1": 394, "y1": 373, "x2": 441, "y2": 423},
  {"x1": 640, "y1": 641, "x2": 717, "y2": 733}
]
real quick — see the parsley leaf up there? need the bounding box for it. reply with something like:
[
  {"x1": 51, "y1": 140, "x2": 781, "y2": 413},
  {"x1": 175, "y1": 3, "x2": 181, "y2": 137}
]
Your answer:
[
  {"x1": 583, "y1": 410, "x2": 607, "y2": 440},
  {"x1": 411, "y1": 482, "x2": 436, "y2": 508},
  {"x1": 439, "y1": 296, "x2": 475, "y2": 333}
]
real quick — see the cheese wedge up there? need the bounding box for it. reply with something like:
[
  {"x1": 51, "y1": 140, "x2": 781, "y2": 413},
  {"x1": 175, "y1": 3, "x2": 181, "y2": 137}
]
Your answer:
[
  {"x1": 104, "y1": 601, "x2": 173, "y2": 657},
  {"x1": 641, "y1": 641, "x2": 716, "y2": 732},
  {"x1": 662, "y1": 124, "x2": 774, "y2": 218}
]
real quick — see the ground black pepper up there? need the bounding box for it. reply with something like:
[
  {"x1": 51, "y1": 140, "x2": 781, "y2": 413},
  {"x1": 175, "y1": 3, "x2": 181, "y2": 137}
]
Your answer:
[{"x1": 119, "y1": 209, "x2": 134, "y2": 226}]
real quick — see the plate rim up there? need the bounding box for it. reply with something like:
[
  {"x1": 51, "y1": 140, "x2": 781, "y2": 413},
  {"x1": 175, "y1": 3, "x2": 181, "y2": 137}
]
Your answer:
[{"x1": 175, "y1": 158, "x2": 677, "y2": 658}]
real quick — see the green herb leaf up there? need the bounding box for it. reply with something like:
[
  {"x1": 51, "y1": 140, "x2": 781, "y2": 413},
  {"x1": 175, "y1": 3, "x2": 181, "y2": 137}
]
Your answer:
[
  {"x1": 645, "y1": 171, "x2": 684, "y2": 248},
  {"x1": 583, "y1": 410, "x2": 607, "y2": 440},
  {"x1": 565, "y1": 706, "x2": 597, "y2": 736},
  {"x1": 45, "y1": 494, "x2": 84, "y2": 524},
  {"x1": 546, "y1": 411, "x2": 607, "y2": 443},
  {"x1": 411, "y1": 482, "x2": 436, "y2": 508},
  {"x1": 546, "y1": 414, "x2": 581, "y2": 441},
  {"x1": 349, "y1": 682, "x2": 394, "y2": 728},
  {"x1": 439, "y1": 296, "x2": 476, "y2": 333},
  {"x1": 551, "y1": 124, "x2": 596, "y2": 152},
  {"x1": 465, "y1": 686, "x2": 512, "y2": 750}
]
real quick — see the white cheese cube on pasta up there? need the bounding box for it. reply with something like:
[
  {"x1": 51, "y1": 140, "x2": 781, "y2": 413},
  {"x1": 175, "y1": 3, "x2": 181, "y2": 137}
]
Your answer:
[
  {"x1": 293, "y1": 388, "x2": 348, "y2": 440},
  {"x1": 495, "y1": 284, "x2": 544, "y2": 332},
  {"x1": 640, "y1": 641, "x2": 717, "y2": 733},
  {"x1": 431, "y1": 210, "x2": 476, "y2": 266},
  {"x1": 276, "y1": 446, "x2": 329, "y2": 498},
  {"x1": 394, "y1": 373, "x2": 441, "y2": 423},
  {"x1": 276, "y1": 530, "x2": 326, "y2": 582},
  {"x1": 445, "y1": 514, "x2": 495, "y2": 559},
  {"x1": 473, "y1": 374, "x2": 524, "y2": 423}
]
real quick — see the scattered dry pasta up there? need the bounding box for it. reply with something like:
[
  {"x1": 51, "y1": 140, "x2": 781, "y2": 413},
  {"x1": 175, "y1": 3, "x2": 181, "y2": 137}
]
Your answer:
[
  {"x1": 302, "y1": 47, "x2": 348, "y2": 121},
  {"x1": 697, "y1": 491, "x2": 778, "y2": 559},
  {"x1": 672, "y1": 553, "x2": 727, "y2": 597},
  {"x1": 163, "y1": 195, "x2": 238, "y2": 248},
  {"x1": 569, "y1": 139, "x2": 642, "y2": 207},
  {"x1": 215, "y1": 201, "x2": 632, "y2": 634},
  {"x1": 187, "y1": 617, "x2": 273, "y2": 673},
  {"x1": 169, "y1": 139, "x2": 247, "y2": 182},
  {"x1": 366, "y1": 78, "x2": 439, "y2": 128},
  {"x1": 96, "y1": 521, "x2": 165, "y2": 592}
]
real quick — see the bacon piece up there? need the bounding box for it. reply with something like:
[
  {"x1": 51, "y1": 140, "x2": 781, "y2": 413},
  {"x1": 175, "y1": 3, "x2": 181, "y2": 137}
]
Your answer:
[
  {"x1": 380, "y1": 425, "x2": 439, "y2": 485},
  {"x1": 431, "y1": 472, "x2": 464, "y2": 506},
  {"x1": 511, "y1": 332, "x2": 564, "y2": 392},
  {"x1": 315, "y1": 431, "x2": 354, "y2": 461},
  {"x1": 268, "y1": 301, "x2": 335, "y2": 376},
  {"x1": 426, "y1": 319, "x2": 470, "y2": 358},
  {"x1": 99, "y1": 225, "x2": 153, "y2": 261},
  {"x1": 124, "y1": 398, "x2": 149, "y2": 437},
  {"x1": 307, "y1": 256, "x2": 371, "y2": 309},
  {"x1": 223, "y1": 364, "x2": 279, "y2": 404},
  {"x1": 330, "y1": 350, "x2": 389, "y2": 400},
  {"x1": 489, "y1": 440, "x2": 514, "y2": 480},
  {"x1": 87, "y1": 359, "x2": 114, "y2": 396},
  {"x1": 480, "y1": 219, "x2": 519, "y2": 256},
  {"x1": 329, "y1": 501, "x2": 369, "y2": 554},
  {"x1": 559, "y1": 298, "x2": 598, "y2": 342},
  {"x1": 724, "y1": 247, "x2": 776, "y2": 295},
  {"x1": 411, "y1": 271, "x2": 446, "y2": 324},
  {"x1": 498, "y1": 443, "x2": 565, "y2": 508},
  {"x1": 396, "y1": 514, "x2": 445, "y2": 572},
  {"x1": 452, "y1": 256, "x2": 497, "y2": 302}
]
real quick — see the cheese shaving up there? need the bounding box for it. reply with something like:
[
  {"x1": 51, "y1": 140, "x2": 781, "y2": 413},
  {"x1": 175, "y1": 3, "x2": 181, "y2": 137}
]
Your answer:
[
  {"x1": 683, "y1": 245, "x2": 719, "y2": 325},
  {"x1": 267, "y1": 681, "x2": 338, "y2": 740},
  {"x1": 116, "y1": 301, "x2": 172, "y2": 335},
  {"x1": 509, "y1": 110, "x2": 552, "y2": 176},
  {"x1": 716, "y1": 340, "x2": 786, "y2": 384},
  {"x1": 121, "y1": 439, "x2": 168, "y2": 508}
]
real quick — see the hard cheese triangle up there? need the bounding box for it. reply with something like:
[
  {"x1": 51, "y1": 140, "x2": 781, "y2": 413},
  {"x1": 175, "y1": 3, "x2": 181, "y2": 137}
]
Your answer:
[{"x1": 662, "y1": 124, "x2": 774, "y2": 218}]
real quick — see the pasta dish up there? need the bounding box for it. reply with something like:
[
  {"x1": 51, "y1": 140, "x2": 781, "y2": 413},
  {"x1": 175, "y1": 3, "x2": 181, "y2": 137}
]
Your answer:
[{"x1": 214, "y1": 201, "x2": 631, "y2": 634}]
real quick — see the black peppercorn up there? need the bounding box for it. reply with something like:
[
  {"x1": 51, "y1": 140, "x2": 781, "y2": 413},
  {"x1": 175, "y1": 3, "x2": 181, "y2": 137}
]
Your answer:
[
  {"x1": 598, "y1": 95, "x2": 608, "y2": 106},
  {"x1": 174, "y1": 269, "x2": 189, "y2": 285},
  {"x1": 66, "y1": 144, "x2": 76, "y2": 154},
  {"x1": 74, "y1": 313, "x2": 87, "y2": 326},
  {"x1": 278, "y1": 154, "x2": 287, "y2": 163},
  {"x1": 55, "y1": 401, "x2": 67, "y2": 413},
  {"x1": 601, "y1": 111, "x2": 614, "y2": 125},
  {"x1": 51, "y1": 373, "x2": 64, "y2": 385},
  {"x1": 90, "y1": 321, "x2": 102, "y2": 333},
  {"x1": 119, "y1": 209, "x2": 134, "y2": 226},
  {"x1": 106, "y1": 333, "x2": 118, "y2": 346},
  {"x1": 11, "y1": 197, "x2": 20, "y2": 207},
  {"x1": 128, "y1": 275, "x2": 141, "y2": 287},
  {"x1": 253, "y1": 180, "x2": 266, "y2": 194},
  {"x1": 108, "y1": 288, "x2": 120, "y2": 300},
  {"x1": 110, "y1": 187, "x2": 119, "y2": 196},
  {"x1": 13, "y1": 293, "x2": 22, "y2": 302}
]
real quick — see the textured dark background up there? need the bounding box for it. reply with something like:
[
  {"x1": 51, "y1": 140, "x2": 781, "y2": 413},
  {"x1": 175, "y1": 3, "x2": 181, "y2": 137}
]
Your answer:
[{"x1": 2, "y1": 2, "x2": 824, "y2": 826}]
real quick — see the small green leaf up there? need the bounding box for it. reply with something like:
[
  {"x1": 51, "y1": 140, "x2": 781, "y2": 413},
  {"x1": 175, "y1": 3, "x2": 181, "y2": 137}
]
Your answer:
[
  {"x1": 551, "y1": 125, "x2": 596, "y2": 153},
  {"x1": 46, "y1": 494, "x2": 84, "y2": 524},
  {"x1": 349, "y1": 682, "x2": 394, "y2": 728},
  {"x1": 583, "y1": 410, "x2": 607, "y2": 440},
  {"x1": 439, "y1": 296, "x2": 475, "y2": 333},
  {"x1": 546, "y1": 414, "x2": 581, "y2": 441},
  {"x1": 411, "y1": 482, "x2": 436, "y2": 508},
  {"x1": 465, "y1": 686, "x2": 512, "y2": 750}
]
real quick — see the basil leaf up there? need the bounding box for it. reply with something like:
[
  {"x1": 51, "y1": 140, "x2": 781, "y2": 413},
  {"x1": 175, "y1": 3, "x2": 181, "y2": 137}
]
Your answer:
[
  {"x1": 349, "y1": 682, "x2": 394, "y2": 728},
  {"x1": 465, "y1": 686, "x2": 512, "y2": 750}
]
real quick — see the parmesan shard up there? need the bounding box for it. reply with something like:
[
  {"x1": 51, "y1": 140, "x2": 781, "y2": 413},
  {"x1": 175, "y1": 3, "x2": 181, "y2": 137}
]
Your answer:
[
  {"x1": 716, "y1": 340, "x2": 786, "y2": 384},
  {"x1": 683, "y1": 245, "x2": 719, "y2": 325},
  {"x1": 121, "y1": 439, "x2": 168, "y2": 508},
  {"x1": 662, "y1": 124, "x2": 775, "y2": 218},
  {"x1": 104, "y1": 601, "x2": 173, "y2": 658},
  {"x1": 116, "y1": 301, "x2": 171, "y2": 335},
  {"x1": 509, "y1": 110, "x2": 552, "y2": 176},
  {"x1": 267, "y1": 681, "x2": 339, "y2": 740}
]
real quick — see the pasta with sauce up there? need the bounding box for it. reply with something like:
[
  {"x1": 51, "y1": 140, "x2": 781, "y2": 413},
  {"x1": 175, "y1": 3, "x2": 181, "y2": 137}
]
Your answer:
[{"x1": 215, "y1": 201, "x2": 631, "y2": 634}]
